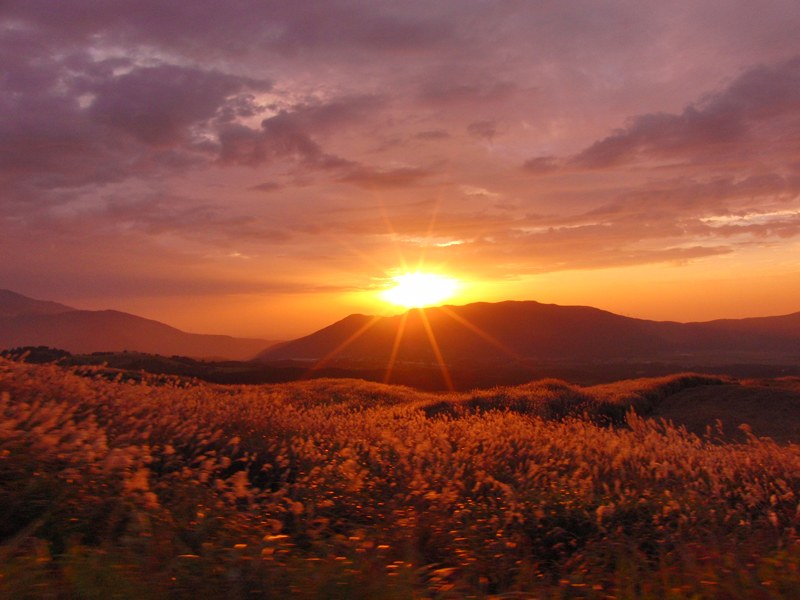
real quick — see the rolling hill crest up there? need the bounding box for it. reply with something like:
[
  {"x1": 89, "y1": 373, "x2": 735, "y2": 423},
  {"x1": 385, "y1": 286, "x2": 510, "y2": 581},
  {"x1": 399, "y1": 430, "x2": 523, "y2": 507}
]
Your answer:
[
  {"x1": 258, "y1": 301, "x2": 800, "y2": 366},
  {"x1": 0, "y1": 289, "x2": 277, "y2": 360}
]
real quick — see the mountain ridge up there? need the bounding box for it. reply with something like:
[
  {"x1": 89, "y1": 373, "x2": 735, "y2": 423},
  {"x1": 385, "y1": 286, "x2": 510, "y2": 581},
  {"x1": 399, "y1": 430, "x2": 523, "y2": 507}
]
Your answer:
[
  {"x1": 0, "y1": 289, "x2": 76, "y2": 317},
  {"x1": 4, "y1": 289, "x2": 799, "y2": 368},
  {"x1": 0, "y1": 290, "x2": 278, "y2": 360},
  {"x1": 257, "y1": 300, "x2": 800, "y2": 367}
]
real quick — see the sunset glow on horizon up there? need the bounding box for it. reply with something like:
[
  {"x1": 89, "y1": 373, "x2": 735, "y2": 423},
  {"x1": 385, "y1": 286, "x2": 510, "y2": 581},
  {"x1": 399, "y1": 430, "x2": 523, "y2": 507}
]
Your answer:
[
  {"x1": 380, "y1": 272, "x2": 461, "y2": 309},
  {"x1": 1, "y1": 2, "x2": 799, "y2": 338}
]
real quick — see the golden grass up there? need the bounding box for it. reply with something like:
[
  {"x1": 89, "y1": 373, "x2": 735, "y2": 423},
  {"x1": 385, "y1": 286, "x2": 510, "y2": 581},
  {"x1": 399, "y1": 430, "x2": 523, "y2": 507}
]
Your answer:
[{"x1": 1, "y1": 358, "x2": 798, "y2": 598}]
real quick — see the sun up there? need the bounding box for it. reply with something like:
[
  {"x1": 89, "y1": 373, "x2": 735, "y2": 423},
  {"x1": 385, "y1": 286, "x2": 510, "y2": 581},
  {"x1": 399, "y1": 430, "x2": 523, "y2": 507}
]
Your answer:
[{"x1": 380, "y1": 272, "x2": 460, "y2": 308}]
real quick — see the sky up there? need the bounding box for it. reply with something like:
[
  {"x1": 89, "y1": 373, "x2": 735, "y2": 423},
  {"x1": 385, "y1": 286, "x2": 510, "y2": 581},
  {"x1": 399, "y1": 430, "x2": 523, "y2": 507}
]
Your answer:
[{"x1": 2, "y1": 1, "x2": 800, "y2": 339}]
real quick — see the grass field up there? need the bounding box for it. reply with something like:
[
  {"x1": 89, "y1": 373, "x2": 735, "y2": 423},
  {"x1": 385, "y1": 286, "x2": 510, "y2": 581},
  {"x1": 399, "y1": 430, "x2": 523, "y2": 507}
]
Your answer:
[{"x1": 1, "y1": 358, "x2": 799, "y2": 598}]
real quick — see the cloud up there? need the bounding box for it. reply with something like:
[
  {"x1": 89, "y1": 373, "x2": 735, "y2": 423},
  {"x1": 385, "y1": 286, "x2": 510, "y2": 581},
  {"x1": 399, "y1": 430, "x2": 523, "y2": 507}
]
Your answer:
[
  {"x1": 699, "y1": 212, "x2": 800, "y2": 239},
  {"x1": 415, "y1": 218, "x2": 735, "y2": 279},
  {"x1": 419, "y1": 80, "x2": 519, "y2": 106},
  {"x1": 415, "y1": 130, "x2": 450, "y2": 140},
  {"x1": 104, "y1": 197, "x2": 295, "y2": 244},
  {"x1": 271, "y1": 95, "x2": 385, "y2": 133},
  {"x1": 0, "y1": 31, "x2": 377, "y2": 200},
  {"x1": 339, "y1": 209, "x2": 511, "y2": 239},
  {"x1": 467, "y1": 120, "x2": 499, "y2": 141},
  {"x1": 572, "y1": 108, "x2": 744, "y2": 169},
  {"x1": 521, "y1": 156, "x2": 559, "y2": 174},
  {"x1": 217, "y1": 121, "x2": 324, "y2": 167},
  {"x1": 0, "y1": 245, "x2": 357, "y2": 300},
  {"x1": 87, "y1": 64, "x2": 270, "y2": 146},
  {"x1": 506, "y1": 170, "x2": 800, "y2": 259},
  {"x1": 0, "y1": 35, "x2": 270, "y2": 196},
  {"x1": 338, "y1": 166, "x2": 436, "y2": 189},
  {"x1": 2, "y1": 1, "x2": 453, "y2": 55},
  {"x1": 616, "y1": 172, "x2": 800, "y2": 213},
  {"x1": 249, "y1": 181, "x2": 283, "y2": 192},
  {"x1": 570, "y1": 56, "x2": 800, "y2": 168},
  {"x1": 217, "y1": 95, "x2": 382, "y2": 169}
]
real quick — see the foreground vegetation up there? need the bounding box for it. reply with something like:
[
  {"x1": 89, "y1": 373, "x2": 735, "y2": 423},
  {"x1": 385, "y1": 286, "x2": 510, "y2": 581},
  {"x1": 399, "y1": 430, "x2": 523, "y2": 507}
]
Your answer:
[{"x1": 1, "y1": 358, "x2": 799, "y2": 598}]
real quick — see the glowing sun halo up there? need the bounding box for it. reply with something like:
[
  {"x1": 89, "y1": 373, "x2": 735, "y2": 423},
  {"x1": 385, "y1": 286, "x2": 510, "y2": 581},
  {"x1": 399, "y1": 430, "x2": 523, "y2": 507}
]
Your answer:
[{"x1": 380, "y1": 272, "x2": 460, "y2": 308}]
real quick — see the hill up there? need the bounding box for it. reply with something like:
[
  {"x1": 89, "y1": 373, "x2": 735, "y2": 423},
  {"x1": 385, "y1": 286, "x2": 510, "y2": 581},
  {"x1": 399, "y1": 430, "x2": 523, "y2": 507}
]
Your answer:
[
  {"x1": 648, "y1": 377, "x2": 800, "y2": 443},
  {"x1": 0, "y1": 289, "x2": 277, "y2": 360},
  {"x1": 258, "y1": 300, "x2": 800, "y2": 367},
  {"x1": 0, "y1": 289, "x2": 75, "y2": 317}
]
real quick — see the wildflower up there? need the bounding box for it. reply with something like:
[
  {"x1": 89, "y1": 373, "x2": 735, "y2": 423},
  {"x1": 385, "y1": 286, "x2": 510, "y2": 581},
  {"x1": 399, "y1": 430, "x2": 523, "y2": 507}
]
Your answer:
[
  {"x1": 768, "y1": 511, "x2": 779, "y2": 528},
  {"x1": 596, "y1": 503, "x2": 615, "y2": 524},
  {"x1": 124, "y1": 468, "x2": 150, "y2": 492},
  {"x1": 229, "y1": 471, "x2": 250, "y2": 499}
]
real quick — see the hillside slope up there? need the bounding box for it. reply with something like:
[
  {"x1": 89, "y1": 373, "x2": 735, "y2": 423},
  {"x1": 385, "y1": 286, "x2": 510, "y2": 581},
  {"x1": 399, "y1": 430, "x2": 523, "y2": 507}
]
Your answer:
[
  {"x1": 0, "y1": 289, "x2": 75, "y2": 317},
  {"x1": 259, "y1": 300, "x2": 800, "y2": 366},
  {"x1": 0, "y1": 290, "x2": 276, "y2": 360}
]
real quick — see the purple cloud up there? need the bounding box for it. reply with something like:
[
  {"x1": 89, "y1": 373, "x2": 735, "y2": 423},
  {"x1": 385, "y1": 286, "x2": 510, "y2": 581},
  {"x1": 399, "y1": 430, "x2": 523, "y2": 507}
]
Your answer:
[
  {"x1": 338, "y1": 166, "x2": 436, "y2": 189},
  {"x1": 521, "y1": 156, "x2": 558, "y2": 174},
  {"x1": 467, "y1": 120, "x2": 499, "y2": 141},
  {"x1": 415, "y1": 130, "x2": 450, "y2": 140},
  {"x1": 570, "y1": 56, "x2": 800, "y2": 168},
  {"x1": 2, "y1": 0, "x2": 453, "y2": 60},
  {"x1": 249, "y1": 181, "x2": 283, "y2": 192},
  {"x1": 216, "y1": 95, "x2": 382, "y2": 168},
  {"x1": 87, "y1": 65, "x2": 270, "y2": 146}
]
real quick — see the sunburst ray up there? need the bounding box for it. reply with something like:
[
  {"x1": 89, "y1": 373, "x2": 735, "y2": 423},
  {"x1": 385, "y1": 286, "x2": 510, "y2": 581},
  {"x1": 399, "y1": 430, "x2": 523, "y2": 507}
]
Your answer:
[
  {"x1": 418, "y1": 308, "x2": 454, "y2": 391},
  {"x1": 383, "y1": 310, "x2": 409, "y2": 384},
  {"x1": 439, "y1": 305, "x2": 525, "y2": 364},
  {"x1": 303, "y1": 315, "x2": 383, "y2": 377}
]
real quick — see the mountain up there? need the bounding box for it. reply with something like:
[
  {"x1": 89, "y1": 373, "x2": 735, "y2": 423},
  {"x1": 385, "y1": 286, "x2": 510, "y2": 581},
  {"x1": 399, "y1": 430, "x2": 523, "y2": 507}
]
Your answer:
[
  {"x1": 0, "y1": 289, "x2": 76, "y2": 317},
  {"x1": 257, "y1": 300, "x2": 800, "y2": 367},
  {"x1": 0, "y1": 290, "x2": 276, "y2": 360}
]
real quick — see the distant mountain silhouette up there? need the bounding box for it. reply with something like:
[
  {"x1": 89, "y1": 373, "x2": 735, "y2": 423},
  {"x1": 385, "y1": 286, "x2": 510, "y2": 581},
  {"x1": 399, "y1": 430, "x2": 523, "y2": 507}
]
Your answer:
[
  {"x1": 0, "y1": 289, "x2": 276, "y2": 360},
  {"x1": 0, "y1": 289, "x2": 75, "y2": 317},
  {"x1": 258, "y1": 301, "x2": 800, "y2": 367}
]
